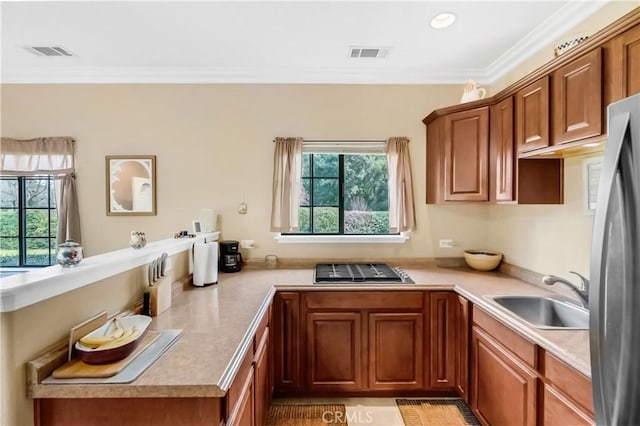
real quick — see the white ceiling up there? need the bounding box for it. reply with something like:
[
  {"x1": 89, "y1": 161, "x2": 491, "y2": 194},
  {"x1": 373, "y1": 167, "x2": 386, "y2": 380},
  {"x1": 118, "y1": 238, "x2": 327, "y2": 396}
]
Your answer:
[{"x1": 1, "y1": 1, "x2": 610, "y2": 84}]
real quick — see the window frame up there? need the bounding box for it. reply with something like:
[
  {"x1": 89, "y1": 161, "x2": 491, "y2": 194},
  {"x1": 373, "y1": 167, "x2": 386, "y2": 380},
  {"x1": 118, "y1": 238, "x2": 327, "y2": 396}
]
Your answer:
[{"x1": 0, "y1": 175, "x2": 58, "y2": 268}]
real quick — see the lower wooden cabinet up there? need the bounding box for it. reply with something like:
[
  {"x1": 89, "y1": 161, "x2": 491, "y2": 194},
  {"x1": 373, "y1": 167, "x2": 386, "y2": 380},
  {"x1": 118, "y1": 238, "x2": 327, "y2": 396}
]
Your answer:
[
  {"x1": 455, "y1": 295, "x2": 471, "y2": 402},
  {"x1": 429, "y1": 292, "x2": 457, "y2": 389},
  {"x1": 542, "y1": 384, "x2": 593, "y2": 426},
  {"x1": 369, "y1": 312, "x2": 424, "y2": 390},
  {"x1": 471, "y1": 326, "x2": 537, "y2": 426},
  {"x1": 254, "y1": 326, "x2": 270, "y2": 426},
  {"x1": 306, "y1": 311, "x2": 363, "y2": 391},
  {"x1": 273, "y1": 292, "x2": 301, "y2": 392}
]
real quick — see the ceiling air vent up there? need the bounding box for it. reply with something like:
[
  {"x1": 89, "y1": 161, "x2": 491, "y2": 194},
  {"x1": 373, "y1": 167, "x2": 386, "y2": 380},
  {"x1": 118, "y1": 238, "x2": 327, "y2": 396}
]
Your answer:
[
  {"x1": 349, "y1": 46, "x2": 391, "y2": 59},
  {"x1": 25, "y1": 46, "x2": 74, "y2": 57}
]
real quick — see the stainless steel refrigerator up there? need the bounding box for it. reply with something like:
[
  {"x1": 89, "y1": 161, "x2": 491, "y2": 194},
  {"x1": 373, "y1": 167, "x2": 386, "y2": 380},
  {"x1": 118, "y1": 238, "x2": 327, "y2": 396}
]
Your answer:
[{"x1": 590, "y1": 93, "x2": 640, "y2": 425}]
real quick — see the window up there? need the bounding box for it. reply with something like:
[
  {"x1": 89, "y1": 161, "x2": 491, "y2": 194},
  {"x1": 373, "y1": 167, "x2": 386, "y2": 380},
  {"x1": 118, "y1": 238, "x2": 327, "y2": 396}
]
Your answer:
[
  {"x1": 291, "y1": 152, "x2": 390, "y2": 235},
  {"x1": 0, "y1": 176, "x2": 58, "y2": 267}
]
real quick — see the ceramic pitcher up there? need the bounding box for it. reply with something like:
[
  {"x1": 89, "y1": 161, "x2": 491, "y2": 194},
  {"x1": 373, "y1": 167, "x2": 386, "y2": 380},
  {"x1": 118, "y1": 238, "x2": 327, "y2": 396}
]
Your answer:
[{"x1": 460, "y1": 79, "x2": 487, "y2": 103}]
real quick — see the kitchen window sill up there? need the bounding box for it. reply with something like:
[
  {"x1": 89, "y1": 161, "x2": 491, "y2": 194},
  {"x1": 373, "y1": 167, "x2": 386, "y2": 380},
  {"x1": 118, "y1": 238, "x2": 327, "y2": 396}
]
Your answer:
[{"x1": 275, "y1": 234, "x2": 410, "y2": 244}]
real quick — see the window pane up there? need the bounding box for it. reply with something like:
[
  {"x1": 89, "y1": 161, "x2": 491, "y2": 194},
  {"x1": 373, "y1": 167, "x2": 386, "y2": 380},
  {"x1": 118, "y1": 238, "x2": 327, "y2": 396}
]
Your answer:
[
  {"x1": 344, "y1": 154, "x2": 389, "y2": 234},
  {"x1": 298, "y1": 207, "x2": 310, "y2": 233},
  {"x1": 26, "y1": 210, "x2": 50, "y2": 237},
  {"x1": 302, "y1": 153, "x2": 311, "y2": 178},
  {"x1": 0, "y1": 178, "x2": 18, "y2": 207},
  {"x1": 0, "y1": 237, "x2": 19, "y2": 266},
  {"x1": 300, "y1": 179, "x2": 311, "y2": 207},
  {"x1": 0, "y1": 209, "x2": 19, "y2": 237},
  {"x1": 50, "y1": 209, "x2": 58, "y2": 236},
  {"x1": 313, "y1": 154, "x2": 338, "y2": 177},
  {"x1": 313, "y1": 178, "x2": 338, "y2": 206},
  {"x1": 25, "y1": 238, "x2": 51, "y2": 266},
  {"x1": 26, "y1": 178, "x2": 51, "y2": 208},
  {"x1": 313, "y1": 207, "x2": 339, "y2": 233}
]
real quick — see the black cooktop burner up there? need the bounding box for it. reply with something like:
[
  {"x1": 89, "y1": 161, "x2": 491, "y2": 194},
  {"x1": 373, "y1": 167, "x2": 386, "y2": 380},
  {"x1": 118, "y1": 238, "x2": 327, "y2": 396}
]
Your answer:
[{"x1": 313, "y1": 263, "x2": 413, "y2": 284}]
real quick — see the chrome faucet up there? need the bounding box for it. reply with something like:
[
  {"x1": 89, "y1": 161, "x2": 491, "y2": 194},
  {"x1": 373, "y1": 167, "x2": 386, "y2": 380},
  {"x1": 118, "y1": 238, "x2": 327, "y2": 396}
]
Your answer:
[{"x1": 542, "y1": 271, "x2": 590, "y2": 308}]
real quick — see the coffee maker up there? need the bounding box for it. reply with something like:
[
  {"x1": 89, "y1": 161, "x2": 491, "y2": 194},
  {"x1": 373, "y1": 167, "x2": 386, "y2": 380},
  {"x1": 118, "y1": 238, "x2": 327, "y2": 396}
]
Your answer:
[{"x1": 219, "y1": 240, "x2": 243, "y2": 273}]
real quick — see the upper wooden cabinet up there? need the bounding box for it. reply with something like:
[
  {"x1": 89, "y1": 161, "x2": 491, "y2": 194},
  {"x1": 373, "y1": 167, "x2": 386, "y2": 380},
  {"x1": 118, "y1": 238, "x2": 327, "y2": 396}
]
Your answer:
[
  {"x1": 552, "y1": 48, "x2": 603, "y2": 145},
  {"x1": 443, "y1": 107, "x2": 489, "y2": 201},
  {"x1": 605, "y1": 23, "x2": 640, "y2": 105},
  {"x1": 490, "y1": 97, "x2": 516, "y2": 202},
  {"x1": 516, "y1": 76, "x2": 550, "y2": 153}
]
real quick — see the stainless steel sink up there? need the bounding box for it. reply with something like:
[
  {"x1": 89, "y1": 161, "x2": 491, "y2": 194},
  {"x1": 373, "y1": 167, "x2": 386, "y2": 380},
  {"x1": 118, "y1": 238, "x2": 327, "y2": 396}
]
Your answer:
[{"x1": 489, "y1": 295, "x2": 589, "y2": 330}]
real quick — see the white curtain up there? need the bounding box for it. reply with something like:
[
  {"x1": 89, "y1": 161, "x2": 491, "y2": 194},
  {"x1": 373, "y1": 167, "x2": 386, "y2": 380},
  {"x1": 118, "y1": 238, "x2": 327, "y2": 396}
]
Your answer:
[
  {"x1": 386, "y1": 137, "x2": 416, "y2": 233},
  {"x1": 0, "y1": 137, "x2": 82, "y2": 244},
  {"x1": 270, "y1": 137, "x2": 303, "y2": 232}
]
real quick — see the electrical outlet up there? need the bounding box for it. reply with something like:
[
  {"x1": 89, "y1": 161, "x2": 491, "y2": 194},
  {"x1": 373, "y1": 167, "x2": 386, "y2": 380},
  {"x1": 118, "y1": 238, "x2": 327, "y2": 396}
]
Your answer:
[{"x1": 439, "y1": 239, "x2": 454, "y2": 248}]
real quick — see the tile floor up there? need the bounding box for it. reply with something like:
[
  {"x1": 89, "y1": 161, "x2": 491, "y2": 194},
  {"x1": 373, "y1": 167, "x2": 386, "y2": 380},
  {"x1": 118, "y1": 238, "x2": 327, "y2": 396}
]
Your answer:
[{"x1": 272, "y1": 397, "x2": 465, "y2": 426}]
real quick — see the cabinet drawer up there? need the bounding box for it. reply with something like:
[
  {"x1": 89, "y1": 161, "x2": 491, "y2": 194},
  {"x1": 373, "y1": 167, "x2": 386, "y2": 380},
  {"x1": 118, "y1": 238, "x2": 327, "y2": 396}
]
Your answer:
[
  {"x1": 226, "y1": 345, "x2": 254, "y2": 420},
  {"x1": 253, "y1": 308, "x2": 270, "y2": 353},
  {"x1": 473, "y1": 306, "x2": 536, "y2": 368},
  {"x1": 304, "y1": 291, "x2": 424, "y2": 310},
  {"x1": 543, "y1": 352, "x2": 593, "y2": 415}
]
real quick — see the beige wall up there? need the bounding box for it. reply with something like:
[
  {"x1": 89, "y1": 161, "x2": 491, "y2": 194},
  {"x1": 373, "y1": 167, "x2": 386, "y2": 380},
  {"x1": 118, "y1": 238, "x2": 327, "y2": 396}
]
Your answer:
[
  {"x1": 0, "y1": 251, "x2": 188, "y2": 426},
  {"x1": 1, "y1": 83, "x2": 489, "y2": 261}
]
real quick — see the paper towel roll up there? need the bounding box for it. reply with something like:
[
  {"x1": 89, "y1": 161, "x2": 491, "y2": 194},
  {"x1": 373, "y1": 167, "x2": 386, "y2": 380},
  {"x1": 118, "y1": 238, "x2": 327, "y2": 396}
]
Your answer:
[{"x1": 193, "y1": 241, "x2": 218, "y2": 286}]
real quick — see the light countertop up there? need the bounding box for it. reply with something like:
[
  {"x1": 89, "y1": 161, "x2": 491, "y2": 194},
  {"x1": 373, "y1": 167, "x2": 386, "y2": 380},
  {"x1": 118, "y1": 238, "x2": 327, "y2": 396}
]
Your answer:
[{"x1": 29, "y1": 264, "x2": 590, "y2": 399}]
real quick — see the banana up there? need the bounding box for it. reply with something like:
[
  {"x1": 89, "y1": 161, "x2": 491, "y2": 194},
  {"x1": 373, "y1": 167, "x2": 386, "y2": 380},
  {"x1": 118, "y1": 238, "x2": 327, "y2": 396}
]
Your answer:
[
  {"x1": 79, "y1": 335, "x2": 116, "y2": 348},
  {"x1": 109, "y1": 319, "x2": 124, "y2": 339},
  {"x1": 98, "y1": 327, "x2": 140, "y2": 349}
]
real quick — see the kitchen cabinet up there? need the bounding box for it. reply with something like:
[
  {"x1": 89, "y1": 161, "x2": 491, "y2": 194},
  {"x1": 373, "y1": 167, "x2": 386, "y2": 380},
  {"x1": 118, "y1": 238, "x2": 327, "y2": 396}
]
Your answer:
[
  {"x1": 443, "y1": 107, "x2": 490, "y2": 201},
  {"x1": 254, "y1": 325, "x2": 270, "y2": 426},
  {"x1": 605, "y1": 23, "x2": 640, "y2": 105},
  {"x1": 306, "y1": 311, "x2": 364, "y2": 391},
  {"x1": 471, "y1": 326, "x2": 538, "y2": 426},
  {"x1": 369, "y1": 312, "x2": 424, "y2": 390},
  {"x1": 540, "y1": 352, "x2": 594, "y2": 425},
  {"x1": 273, "y1": 292, "x2": 301, "y2": 393},
  {"x1": 516, "y1": 76, "x2": 550, "y2": 153},
  {"x1": 490, "y1": 97, "x2": 516, "y2": 202},
  {"x1": 455, "y1": 295, "x2": 471, "y2": 402},
  {"x1": 429, "y1": 292, "x2": 457, "y2": 390},
  {"x1": 552, "y1": 48, "x2": 603, "y2": 145},
  {"x1": 301, "y1": 291, "x2": 425, "y2": 393}
]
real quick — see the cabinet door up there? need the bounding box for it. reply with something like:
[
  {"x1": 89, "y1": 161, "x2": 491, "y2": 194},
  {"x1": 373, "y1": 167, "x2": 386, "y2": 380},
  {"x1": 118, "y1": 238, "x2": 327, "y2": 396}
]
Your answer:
[
  {"x1": 516, "y1": 76, "x2": 550, "y2": 153},
  {"x1": 254, "y1": 328, "x2": 270, "y2": 426},
  {"x1": 228, "y1": 366, "x2": 255, "y2": 426},
  {"x1": 542, "y1": 384, "x2": 594, "y2": 426},
  {"x1": 273, "y1": 292, "x2": 301, "y2": 393},
  {"x1": 443, "y1": 107, "x2": 489, "y2": 201},
  {"x1": 471, "y1": 327, "x2": 537, "y2": 426},
  {"x1": 306, "y1": 312, "x2": 363, "y2": 391},
  {"x1": 455, "y1": 295, "x2": 471, "y2": 402},
  {"x1": 490, "y1": 97, "x2": 516, "y2": 202},
  {"x1": 368, "y1": 312, "x2": 424, "y2": 390},
  {"x1": 429, "y1": 292, "x2": 456, "y2": 389},
  {"x1": 605, "y1": 23, "x2": 640, "y2": 105},
  {"x1": 552, "y1": 49, "x2": 602, "y2": 145}
]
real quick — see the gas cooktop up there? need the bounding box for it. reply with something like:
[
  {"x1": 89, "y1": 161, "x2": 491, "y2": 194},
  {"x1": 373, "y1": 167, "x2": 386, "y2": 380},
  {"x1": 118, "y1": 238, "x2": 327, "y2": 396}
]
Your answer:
[{"x1": 313, "y1": 263, "x2": 414, "y2": 284}]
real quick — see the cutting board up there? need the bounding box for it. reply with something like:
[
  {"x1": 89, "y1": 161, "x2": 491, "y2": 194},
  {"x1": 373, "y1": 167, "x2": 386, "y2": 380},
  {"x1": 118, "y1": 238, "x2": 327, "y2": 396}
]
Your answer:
[{"x1": 53, "y1": 331, "x2": 160, "y2": 379}]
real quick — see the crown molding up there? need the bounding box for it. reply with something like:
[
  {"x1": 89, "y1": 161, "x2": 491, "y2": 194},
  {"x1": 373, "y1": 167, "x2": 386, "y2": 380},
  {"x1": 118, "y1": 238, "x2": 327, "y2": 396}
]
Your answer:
[
  {"x1": 484, "y1": 0, "x2": 609, "y2": 83},
  {"x1": 1, "y1": 65, "x2": 489, "y2": 85}
]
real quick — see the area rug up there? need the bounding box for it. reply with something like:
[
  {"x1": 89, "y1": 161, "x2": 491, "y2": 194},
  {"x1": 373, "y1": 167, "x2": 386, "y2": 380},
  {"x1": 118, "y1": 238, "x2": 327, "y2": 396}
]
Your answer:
[
  {"x1": 267, "y1": 404, "x2": 348, "y2": 426},
  {"x1": 396, "y1": 398, "x2": 480, "y2": 426}
]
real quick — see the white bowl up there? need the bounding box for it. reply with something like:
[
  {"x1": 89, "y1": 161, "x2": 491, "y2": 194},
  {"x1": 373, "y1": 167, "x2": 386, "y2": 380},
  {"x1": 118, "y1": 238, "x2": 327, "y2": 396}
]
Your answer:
[
  {"x1": 75, "y1": 315, "x2": 151, "y2": 364},
  {"x1": 464, "y1": 250, "x2": 503, "y2": 271}
]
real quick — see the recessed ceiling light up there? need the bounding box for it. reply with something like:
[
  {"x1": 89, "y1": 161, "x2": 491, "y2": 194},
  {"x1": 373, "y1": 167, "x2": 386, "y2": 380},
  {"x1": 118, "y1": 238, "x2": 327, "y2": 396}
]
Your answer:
[{"x1": 430, "y1": 12, "x2": 456, "y2": 29}]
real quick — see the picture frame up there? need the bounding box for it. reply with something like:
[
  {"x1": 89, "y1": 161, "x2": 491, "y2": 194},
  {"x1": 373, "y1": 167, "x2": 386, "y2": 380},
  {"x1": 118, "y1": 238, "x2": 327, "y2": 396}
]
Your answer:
[
  {"x1": 583, "y1": 156, "x2": 603, "y2": 216},
  {"x1": 192, "y1": 220, "x2": 202, "y2": 234},
  {"x1": 106, "y1": 155, "x2": 157, "y2": 216}
]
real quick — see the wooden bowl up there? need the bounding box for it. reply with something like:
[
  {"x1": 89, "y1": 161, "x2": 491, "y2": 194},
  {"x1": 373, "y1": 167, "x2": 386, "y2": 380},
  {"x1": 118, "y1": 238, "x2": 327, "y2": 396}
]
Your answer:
[
  {"x1": 75, "y1": 315, "x2": 151, "y2": 364},
  {"x1": 464, "y1": 250, "x2": 503, "y2": 271}
]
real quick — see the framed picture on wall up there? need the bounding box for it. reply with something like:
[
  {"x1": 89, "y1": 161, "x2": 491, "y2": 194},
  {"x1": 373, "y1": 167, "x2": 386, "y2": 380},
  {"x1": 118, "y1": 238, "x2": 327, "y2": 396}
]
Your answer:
[
  {"x1": 106, "y1": 155, "x2": 157, "y2": 216},
  {"x1": 583, "y1": 156, "x2": 603, "y2": 216}
]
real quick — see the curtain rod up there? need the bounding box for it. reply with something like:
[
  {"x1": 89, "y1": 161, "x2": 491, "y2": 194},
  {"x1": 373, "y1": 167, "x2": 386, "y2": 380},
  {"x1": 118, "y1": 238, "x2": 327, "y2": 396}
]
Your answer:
[{"x1": 273, "y1": 139, "x2": 395, "y2": 143}]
